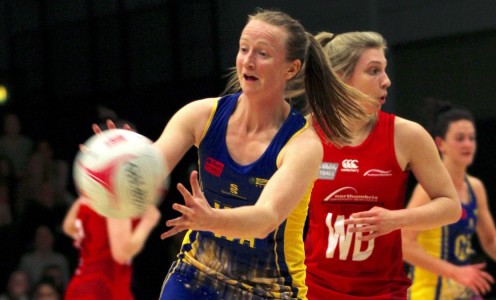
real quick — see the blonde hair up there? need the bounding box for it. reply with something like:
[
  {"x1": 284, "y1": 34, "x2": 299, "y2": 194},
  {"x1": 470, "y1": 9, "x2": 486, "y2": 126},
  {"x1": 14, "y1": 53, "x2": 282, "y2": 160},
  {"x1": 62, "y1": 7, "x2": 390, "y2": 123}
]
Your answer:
[{"x1": 315, "y1": 31, "x2": 387, "y2": 81}]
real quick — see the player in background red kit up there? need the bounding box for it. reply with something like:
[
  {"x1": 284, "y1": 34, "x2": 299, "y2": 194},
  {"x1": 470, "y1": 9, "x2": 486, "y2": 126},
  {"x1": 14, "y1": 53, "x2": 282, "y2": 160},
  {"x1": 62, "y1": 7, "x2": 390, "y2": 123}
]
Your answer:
[{"x1": 62, "y1": 196, "x2": 161, "y2": 299}]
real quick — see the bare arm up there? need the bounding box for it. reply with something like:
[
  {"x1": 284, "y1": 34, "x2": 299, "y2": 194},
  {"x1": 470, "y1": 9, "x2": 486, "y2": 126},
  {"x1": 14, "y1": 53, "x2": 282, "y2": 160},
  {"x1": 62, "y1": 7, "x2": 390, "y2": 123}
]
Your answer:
[
  {"x1": 393, "y1": 119, "x2": 461, "y2": 230},
  {"x1": 399, "y1": 120, "x2": 461, "y2": 229},
  {"x1": 153, "y1": 98, "x2": 218, "y2": 174},
  {"x1": 345, "y1": 119, "x2": 460, "y2": 238},
  {"x1": 105, "y1": 98, "x2": 215, "y2": 264},
  {"x1": 62, "y1": 197, "x2": 83, "y2": 239},
  {"x1": 471, "y1": 176, "x2": 496, "y2": 260},
  {"x1": 161, "y1": 128, "x2": 323, "y2": 239},
  {"x1": 108, "y1": 206, "x2": 161, "y2": 264},
  {"x1": 96, "y1": 98, "x2": 216, "y2": 183}
]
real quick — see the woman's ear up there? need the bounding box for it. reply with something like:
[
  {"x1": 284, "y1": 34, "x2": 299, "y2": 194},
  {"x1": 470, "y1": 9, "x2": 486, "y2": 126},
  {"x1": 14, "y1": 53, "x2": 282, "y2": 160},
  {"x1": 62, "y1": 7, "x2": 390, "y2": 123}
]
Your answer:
[{"x1": 285, "y1": 59, "x2": 302, "y2": 80}]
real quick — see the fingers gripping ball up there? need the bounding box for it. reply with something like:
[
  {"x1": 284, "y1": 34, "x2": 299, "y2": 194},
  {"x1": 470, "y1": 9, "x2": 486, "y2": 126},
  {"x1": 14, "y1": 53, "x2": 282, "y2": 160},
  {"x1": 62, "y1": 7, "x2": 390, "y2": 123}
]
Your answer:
[{"x1": 74, "y1": 129, "x2": 168, "y2": 218}]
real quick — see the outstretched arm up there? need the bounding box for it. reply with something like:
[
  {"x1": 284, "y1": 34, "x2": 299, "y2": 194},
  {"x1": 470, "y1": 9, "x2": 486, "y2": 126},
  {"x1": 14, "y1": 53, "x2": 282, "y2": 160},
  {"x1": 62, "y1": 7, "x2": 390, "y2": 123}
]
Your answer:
[
  {"x1": 471, "y1": 176, "x2": 496, "y2": 260},
  {"x1": 96, "y1": 98, "x2": 216, "y2": 264},
  {"x1": 161, "y1": 128, "x2": 323, "y2": 240},
  {"x1": 154, "y1": 98, "x2": 218, "y2": 175},
  {"x1": 93, "y1": 98, "x2": 217, "y2": 184}
]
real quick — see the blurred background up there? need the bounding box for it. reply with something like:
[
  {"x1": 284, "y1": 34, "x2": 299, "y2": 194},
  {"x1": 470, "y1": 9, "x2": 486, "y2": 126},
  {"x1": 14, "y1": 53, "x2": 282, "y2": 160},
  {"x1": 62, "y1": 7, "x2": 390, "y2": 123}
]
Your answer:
[{"x1": 0, "y1": 0, "x2": 495, "y2": 299}]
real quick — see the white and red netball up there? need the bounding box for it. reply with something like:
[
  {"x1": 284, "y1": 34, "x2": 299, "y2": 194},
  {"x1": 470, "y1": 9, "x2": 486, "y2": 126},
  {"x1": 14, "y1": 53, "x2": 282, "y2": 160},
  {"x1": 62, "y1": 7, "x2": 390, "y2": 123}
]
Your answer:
[{"x1": 73, "y1": 129, "x2": 167, "y2": 219}]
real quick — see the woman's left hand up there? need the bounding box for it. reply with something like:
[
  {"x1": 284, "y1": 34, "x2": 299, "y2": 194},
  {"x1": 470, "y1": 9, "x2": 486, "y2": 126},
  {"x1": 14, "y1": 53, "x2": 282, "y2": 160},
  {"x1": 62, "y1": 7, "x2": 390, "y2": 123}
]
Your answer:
[
  {"x1": 344, "y1": 206, "x2": 399, "y2": 241},
  {"x1": 160, "y1": 170, "x2": 215, "y2": 239}
]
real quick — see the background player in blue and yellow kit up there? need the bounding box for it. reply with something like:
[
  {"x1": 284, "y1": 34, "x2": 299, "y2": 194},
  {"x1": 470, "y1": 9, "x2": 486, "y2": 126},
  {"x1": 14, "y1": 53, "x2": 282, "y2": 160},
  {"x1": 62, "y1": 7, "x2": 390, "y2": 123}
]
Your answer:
[
  {"x1": 403, "y1": 99, "x2": 496, "y2": 299},
  {"x1": 147, "y1": 9, "x2": 377, "y2": 300}
]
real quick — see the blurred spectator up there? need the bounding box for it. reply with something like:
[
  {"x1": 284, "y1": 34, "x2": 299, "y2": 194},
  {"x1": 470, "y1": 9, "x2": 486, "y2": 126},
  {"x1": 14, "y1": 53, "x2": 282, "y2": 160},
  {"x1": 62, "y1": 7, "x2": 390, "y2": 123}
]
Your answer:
[
  {"x1": 18, "y1": 139, "x2": 73, "y2": 208},
  {"x1": 0, "y1": 215, "x2": 21, "y2": 297},
  {"x1": 0, "y1": 270, "x2": 30, "y2": 300},
  {"x1": 40, "y1": 265, "x2": 66, "y2": 295},
  {"x1": 0, "y1": 113, "x2": 33, "y2": 180},
  {"x1": 30, "y1": 278, "x2": 61, "y2": 300},
  {"x1": 0, "y1": 156, "x2": 18, "y2": 218},
  {"x1": 17, "y1": 225, "x2": 70, "y2": 288},
  {"x1": 0, "y1": 184, "x2": 12, "y2": 227},
  {"x1": 0, "y1": 182, "x2": 15, "y2": 291},
  {"x1": 18, "y1": 182, "x2": 68, "y2": 248}
]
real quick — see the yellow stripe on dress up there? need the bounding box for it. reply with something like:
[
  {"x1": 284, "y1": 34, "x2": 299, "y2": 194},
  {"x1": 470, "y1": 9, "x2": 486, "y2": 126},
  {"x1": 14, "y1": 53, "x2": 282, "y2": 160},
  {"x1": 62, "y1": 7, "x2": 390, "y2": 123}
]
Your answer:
[
  {"x1": 409, "y1": 226, "x2": 442, "y2": 300},
  {"x1": 282, "y1": 181, "x2": 313, "y2": 299}
]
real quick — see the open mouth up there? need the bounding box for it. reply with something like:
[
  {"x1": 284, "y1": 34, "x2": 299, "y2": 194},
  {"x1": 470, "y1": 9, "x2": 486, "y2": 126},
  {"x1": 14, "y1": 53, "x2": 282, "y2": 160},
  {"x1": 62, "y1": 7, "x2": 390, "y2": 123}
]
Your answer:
[{"x1": 244, "y1": 74, "x2": 258, "y2": 81}]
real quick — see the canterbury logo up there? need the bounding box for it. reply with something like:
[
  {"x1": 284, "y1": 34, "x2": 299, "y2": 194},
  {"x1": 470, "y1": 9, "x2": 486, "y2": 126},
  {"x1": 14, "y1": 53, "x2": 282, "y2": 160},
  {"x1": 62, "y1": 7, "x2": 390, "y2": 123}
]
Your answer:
[{"x1": 342, "y1": 159, "x2": 358, "y2": 169}]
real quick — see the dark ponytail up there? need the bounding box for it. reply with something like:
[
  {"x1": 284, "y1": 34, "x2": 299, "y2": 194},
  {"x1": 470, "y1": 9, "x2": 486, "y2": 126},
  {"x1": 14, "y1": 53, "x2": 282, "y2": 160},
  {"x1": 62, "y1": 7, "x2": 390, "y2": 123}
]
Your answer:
[{"x1": 425, "y1": 97, "x2": 475, "y2": 139}]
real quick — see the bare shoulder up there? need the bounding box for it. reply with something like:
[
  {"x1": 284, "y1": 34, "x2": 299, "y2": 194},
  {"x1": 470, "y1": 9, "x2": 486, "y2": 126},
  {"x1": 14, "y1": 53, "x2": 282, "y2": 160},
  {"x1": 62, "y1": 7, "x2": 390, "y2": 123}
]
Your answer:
[
  {"x1": 295, "y1": 123, "x2": 322, "y2": 147},
  {"x1": 394, "y1": 116, "x2": 437, "y2": 170},
  {"x1": 282, "y1": 123, "x2": 323, "y2": 163},
  {"x1": 394, "y1": 116, "x2": 428, "y2": 138},
  {"x1": 394, "y1": 116, "x2": 434, "y2": 148},
  {"x1": 180, "y1": 97, "x2": 220, "y2": 116},
  {"x1": 155, "y1": 97, "x2": 220, "y2": 148},
  {"x1": 466, "y1": 174, "x2": 486, "y2": 193},
  {"x1": 172, "y1": 97, "x2": 220, "y2": 131}
]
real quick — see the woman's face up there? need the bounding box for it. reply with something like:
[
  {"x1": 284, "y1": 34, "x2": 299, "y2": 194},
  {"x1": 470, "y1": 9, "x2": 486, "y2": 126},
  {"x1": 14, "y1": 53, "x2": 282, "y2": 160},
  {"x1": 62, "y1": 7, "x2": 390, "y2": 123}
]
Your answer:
[
  {"x1": 8, "y1": 271, "x2": 29, "y2": 296},
  {"x1": 32, "y1": 283, "x2": 60, "y2": 300},
  {"x1": 236, "y1": 19, "x2": 298, "y2": 97},
  {"x1": 437, "y1": 119, "x2": 476, "y2": 167},
  {"x1": 344, "y1": 48, "x2": 391, "y2": 110}
]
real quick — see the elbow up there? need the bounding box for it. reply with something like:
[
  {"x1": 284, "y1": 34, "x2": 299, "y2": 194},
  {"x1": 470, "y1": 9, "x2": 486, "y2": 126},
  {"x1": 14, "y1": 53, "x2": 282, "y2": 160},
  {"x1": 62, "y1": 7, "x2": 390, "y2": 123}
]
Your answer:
[
  {"x1": 253, "y1": 213, "x2": 280, "y2": 239},
  {"x1": 448, "y1": 198, "x2": 463, "y2": 224},
  {"x1": 111, "y1": 248, "x2": 134, "y2": 265},
  {"x1": 62, "y1": 219, "x2": 79, "y2": 239},
  {"x1": 112, "y1": 253, "x2": 132, "y2": 265},
  {"x1": 254, "y1": 223, "x2": 278, "y2": 239},
  {"x1": 479, "y1": 237, "x2": 496, "y2": 255},
  {"x1": 62, "y1": 223, "x2": 71, "y2": 237}
]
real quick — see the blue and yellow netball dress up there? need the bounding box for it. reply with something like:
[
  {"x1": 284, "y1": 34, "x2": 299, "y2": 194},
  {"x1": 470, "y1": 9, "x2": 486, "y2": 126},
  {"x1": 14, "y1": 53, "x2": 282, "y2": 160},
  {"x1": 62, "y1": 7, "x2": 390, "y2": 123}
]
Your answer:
[
  {"x1": 408, "y1": 178, "x2": 478, "y2": 300},
  {"x1": 160, "y1": 93, "x2": 312, "y2": 300}
]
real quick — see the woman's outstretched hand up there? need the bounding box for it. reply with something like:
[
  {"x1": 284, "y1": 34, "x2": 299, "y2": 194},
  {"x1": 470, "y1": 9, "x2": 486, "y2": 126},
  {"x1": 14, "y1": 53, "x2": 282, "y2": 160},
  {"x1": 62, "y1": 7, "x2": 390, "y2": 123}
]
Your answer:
[
  {"x1": 92, "y1": 119, "x2": 133, "y2": 134},
  {"x1": 161, "y1": 170, "x2": 215, "y2": 239}
]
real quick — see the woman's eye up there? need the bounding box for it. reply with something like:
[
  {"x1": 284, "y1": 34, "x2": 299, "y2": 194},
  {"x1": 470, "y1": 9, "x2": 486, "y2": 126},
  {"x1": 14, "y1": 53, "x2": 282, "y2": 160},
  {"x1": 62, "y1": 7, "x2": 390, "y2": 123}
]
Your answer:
[{"x1": 239, "y1": 47, "x2": 248, "y2": 53}]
